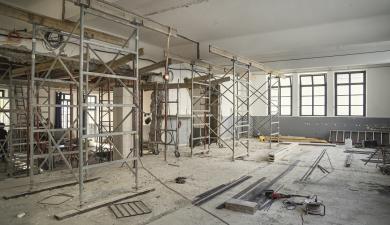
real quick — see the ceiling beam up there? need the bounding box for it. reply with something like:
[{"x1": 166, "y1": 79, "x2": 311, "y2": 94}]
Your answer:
[
  {"x1": 82, "y1": 0, "x2": 179, "y2": 37},
  {"x1": 167, "y1": 52, "x2": 226, "y2": 74},
  {"x1": 209, "y1": 45, "x2": 279, "y2": 75},
  {"x1": 0, "y1": 2, "x2": 127, "y2": 46}
]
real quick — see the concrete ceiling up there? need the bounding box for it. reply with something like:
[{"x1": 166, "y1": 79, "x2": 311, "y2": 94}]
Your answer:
[
  {"x1": 1, "y1": 0, "x2": 390, "y2": 69},
  {"x1": 129, "y1": 0, "x2": 390, "y2": 41},
  {"x1": 112, "y1": 0, "x2": 390, "y2": 67}
]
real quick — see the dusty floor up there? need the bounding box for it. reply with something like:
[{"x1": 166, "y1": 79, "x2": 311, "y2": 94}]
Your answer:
[{"x1": 1, "y1": 139, "x2": 390, "y2": 225}]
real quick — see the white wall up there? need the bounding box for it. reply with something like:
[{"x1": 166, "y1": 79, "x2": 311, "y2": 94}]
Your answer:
[{"x1": 366, "y1": 66, "x2": 390, "y2": 117}]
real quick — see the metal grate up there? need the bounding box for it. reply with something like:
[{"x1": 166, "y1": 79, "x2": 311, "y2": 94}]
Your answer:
[{"x1": 109, "y1": 201, "x2": 151, "y2": 218}]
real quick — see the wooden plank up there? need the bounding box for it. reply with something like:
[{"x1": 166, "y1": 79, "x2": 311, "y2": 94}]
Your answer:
[
  {"x1": 94, "y1": 48, "x2": 144, "y2": 73},
  {"x1": 54, "y1": 188, "x2": 155, "y2": 220},
  {"x1": 140, "y1": 60, "x2": 169, "y2": 75},
  {"x1": 0, "y1": 2, "x2": 126, "y2": 46},
  {"x1": 299, "y1": 143, "x2": 336, "y2": 147},
  {"x1": 184, "y1": 74, "x2": 213, "y2": 83},
  {"x1": 3, "y1": 177, "x2": 100, "y2": 200},
  {"x1": 225, "y1": 198, "x2": 257, "y2": 214},
  {"x1": 260, "y1": 135, "x2": 328, "y2": 143},
  {"x1": 140, "y1": 77, "x2": 230, "y2": 91},
  {"x1": 12, "y1": 54, "x2": 83, "y2": 77}
]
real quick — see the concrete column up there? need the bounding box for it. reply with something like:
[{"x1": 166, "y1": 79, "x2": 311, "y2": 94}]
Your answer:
[
  {"x1": 327, "y1": 71, "x2": 335, "y2": 117},
  {"x1": 113, "y1": 87, "x2": 133, "y2": 160},
  {"x1": 291, "y1": 73, "x2": 299, "y2": 116}
]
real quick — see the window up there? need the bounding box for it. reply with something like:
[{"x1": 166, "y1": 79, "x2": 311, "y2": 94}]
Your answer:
[
  {"x1": 300, "y1": 74, "x2": 326, "y2": 116},
  {"x1": 335, "y1": 71, "x2": 366, "y2": 116},
  {"x1": 269, "y1": 76, "x2": 292, "y2": 116},
  {"x1": 87, "y1": 95, "x2": 97, "y2": 135},
  {"x1": 60, "y1": 93, "x2": 70, "y2": 128},
  {"x1": 0, "y1": 90, "x2": 8, "y2": 128}
]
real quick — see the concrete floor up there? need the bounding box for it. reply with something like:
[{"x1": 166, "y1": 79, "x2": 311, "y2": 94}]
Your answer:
[{"x1": 1, "y1": 139, "x2": 390, "y2": 225}]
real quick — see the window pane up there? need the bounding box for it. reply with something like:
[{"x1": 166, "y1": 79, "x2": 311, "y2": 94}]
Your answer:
[
  {"x1": 351, "y1": 106, "x2": 363, "y2": 116},
  {"x1": 314, "y1": 106, "x2": 325, "y2": 115},
  {"x1": 280, "y1": 87, "x2": 290, "y2": 96},
  {"x1": 351, "y1": 95, "x2": 363, "y2": 105},
  {"x1": 313, "y1": 75, "x2": 325, "y2": 85},
  {"x1": 280, "y1": 77, "x2": 291, "y2": 86},
  {"x1": 337, "y1": 74, "x2": 349, "y2": 84},
  {"x1": 314, "y1": 86, "x2": 325, "y2": 95},
  {"x1": 337, "y1": 106, "x2": 349, "y2": 115},
  {"x1": 271, "y1": 88, "x2": 278, "y2": 97},
  {"x1": 301, "y1": 87, "x2": 312, "y2": 96},
  {"x1": 281, "y1": 106, "x2": 291, "y2": 116},
  {"x1": 337, "y1": 96, "x2": 349, "y2": 105},
  {"x1": 301, "y1": 96, "x2": 312, "y2": 105},
  {"x1": 281, "y1": 97, "x2": 291, "y2": 105},
  {"x1": 337, "y1": 85, "x2": 349, "y2": 95},
  {"x1": 271, "y1": 78, "x2": 279, "y2": 85},
  {"x1": 351, "y1": 85, "x2": 363, "y2": 95},
  {"x1": 301, "y1": 106, "x2": 312, "y2": 115},
  {"x1": 300, "y1": 76, "x2": 312, "y2": 85},
  {"x1": 314, "y1": 96, "x2": 325, "y2": 105},
  {"x1": 350, "y1": 73, "x2": 364, "y2": 83}
]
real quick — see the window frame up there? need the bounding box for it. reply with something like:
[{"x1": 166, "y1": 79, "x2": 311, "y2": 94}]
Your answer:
[
  {"x1": 60, "y1": 93, "x2": 71, "y2": 128},
  {"x1": 0, "y1": 90, "x2": 6, "y2": 128},
  {"x1": 299, "y1": 74, "x2": 327, "y2": 116},
  {"x1": 86, "y1": 95, "x2": 97, "y2": 137},
  {"x1": 335, "y1": 71, "x2": 366, "y2": 117},
  {"x1": 270, "y1": 76, "x2": 292, "y2": 116}
]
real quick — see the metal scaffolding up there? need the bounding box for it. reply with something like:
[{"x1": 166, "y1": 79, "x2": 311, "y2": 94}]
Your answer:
[
  {"x1": 207, "y1": 61, "x2": 251, "y2": 161},
  {"x1": 249, "y1": 74, "x2": 281, "y2": 148},
  {"x1": 190, "y1": 65, "x2": 211, "y2": 156},
  {"x1": 77, "y1": 3, "x2": 140, "y2": 206},
  {"x1": 0, "y1": 2, "x2": 142, "y2": 207},
  {"x1": 170, "y1": 48, "x2": 274, "y2": 161}
]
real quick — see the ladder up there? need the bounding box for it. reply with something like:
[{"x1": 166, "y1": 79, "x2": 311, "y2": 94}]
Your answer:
[
  {"x1": 157, "y1": 81, "x2": 180, "y2": 160},
  {"x1": 10, "y1": 85, "x2": 29, "y2": 174}
]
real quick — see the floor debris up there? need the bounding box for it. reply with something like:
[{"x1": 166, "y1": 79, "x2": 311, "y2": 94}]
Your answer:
[
  {"x1": 175, "y1": 177, "x2": 187, "y2": 184},
  {"x1": 109, "y1": 201, "x2": 152, "y2": 218},
  {"x1": 16, "y1": 212, "x2": 26, "y2": 218}
]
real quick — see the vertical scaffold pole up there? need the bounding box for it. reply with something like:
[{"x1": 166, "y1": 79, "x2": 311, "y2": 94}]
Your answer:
[
  {"x1": 29, "y1": 24, "x2": 36, "y2": 190},
  {"x1": 78, "y1": 4, "x2": 85, "y2": 207},
  {"x1": 208, "y1": 68, "x2": 211, "y2": 152},
  {"x1": 134, "y1": 27, "x2": 139, "y2": 189},
  {"x1": 232, "y1": 60, "x2": 236, "y2": 161},
  {"x1": 190, "y1": 64, "x2": 194, "y2": 157}
]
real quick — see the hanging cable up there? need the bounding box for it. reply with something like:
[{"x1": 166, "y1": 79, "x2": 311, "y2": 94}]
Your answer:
[{"x1": 162, "y1": 27, "x2": 173, "y2": 81}]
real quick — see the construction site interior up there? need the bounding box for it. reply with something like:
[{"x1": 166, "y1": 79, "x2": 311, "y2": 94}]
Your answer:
[{"x1": 0, "y1": 1, "x2": 389, "y2": 225}]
